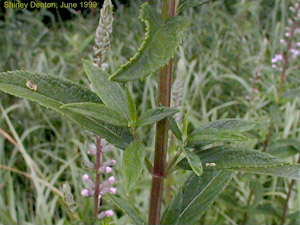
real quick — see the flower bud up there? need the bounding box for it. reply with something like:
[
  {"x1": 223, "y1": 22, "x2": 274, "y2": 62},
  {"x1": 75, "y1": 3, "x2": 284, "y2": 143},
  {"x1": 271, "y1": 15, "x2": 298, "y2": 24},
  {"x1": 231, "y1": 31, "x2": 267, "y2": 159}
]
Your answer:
[
  {"x1": 98, "y1": 209, "x2": 114, "y2": 219},
  {"x1": 108, "y1": 187, "x2": 117, "y2": 194},
  {"x1": 81, "y1": 189, "x2": 90, "y2": 197}
]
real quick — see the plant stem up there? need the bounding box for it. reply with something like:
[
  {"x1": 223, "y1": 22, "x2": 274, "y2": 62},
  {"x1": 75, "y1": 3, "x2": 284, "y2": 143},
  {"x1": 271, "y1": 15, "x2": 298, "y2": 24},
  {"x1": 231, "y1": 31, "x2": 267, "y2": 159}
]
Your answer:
[
  {"x1": 148, "y1": 1, "x2": 177, "y2": 224},
  {"x1": 262, "y1": 123, "x2": 274, "y2": 152},
  {"x1": 241, "y1": 189, "x2": 253, "y2": 225},
  {"x1": 278, "y1": 3, "x2": 300, "y2": 100},
  {"x1": 94, "y1": 136, "x2": 102, "y2": 218}
]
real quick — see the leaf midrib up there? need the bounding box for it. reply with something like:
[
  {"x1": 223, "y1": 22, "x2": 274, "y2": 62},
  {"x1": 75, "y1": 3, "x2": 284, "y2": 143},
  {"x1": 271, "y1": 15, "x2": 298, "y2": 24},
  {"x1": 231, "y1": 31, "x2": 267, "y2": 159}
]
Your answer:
[{"x1": 178, "y1": 171, "x2": 221, "y2": 219}]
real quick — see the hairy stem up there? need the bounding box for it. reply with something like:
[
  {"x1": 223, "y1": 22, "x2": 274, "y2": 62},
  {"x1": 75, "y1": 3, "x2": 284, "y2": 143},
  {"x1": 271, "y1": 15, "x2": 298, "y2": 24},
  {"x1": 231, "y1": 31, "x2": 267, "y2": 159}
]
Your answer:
[
  {"x1": 94, "y1": 137, "x2": 102, "y2": 218},
  {"x1": 148, "y1": 1, "x2": 177, "y2": 224}
]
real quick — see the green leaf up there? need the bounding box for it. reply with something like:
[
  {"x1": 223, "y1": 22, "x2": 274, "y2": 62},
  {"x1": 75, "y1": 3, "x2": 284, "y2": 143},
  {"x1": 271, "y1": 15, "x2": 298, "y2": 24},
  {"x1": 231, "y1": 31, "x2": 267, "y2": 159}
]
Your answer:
[
  {"x1": 267, "y1": 144, "x2": 298, "y2": 158},
  {"x1": 240, "y1": 165, "x2": 300, "y2": 179},
  {"x1": 136, "y1": 107, "x2": 178, "y2": 127},
  {"x1": 187, "y1": 128, "x2": 251, "y2": 145},
  {"x1": 168, "y1": 116, "x2": 182, "y2": 141},
  {"x1": 183, "y1": 148, "x2": 202, "y2": 176},
  {"x1": 270, "y1": 105, "x2": 281, "y2": 123},
  {"x1": 178, "y1": 0, "x2": 212, "y2": 13},
  {"x1": 162, "y1": 170, "x2": 234, "y2": 225},
  {"x1": 107, "y1": 195, "x2": 146, "y2": 225},
  {"x1": 67, "y1": 112, "x2": 132, "y2": 150},
  {"x1": 83, "y1": 60, "x2": 130, "y2": 121},
  {"x1": 0, "y1": 70, "x2": 133, "y2": 149},
  {"x1": 198, "y1": 119, "x2": 257, "y2": 132},
  {"x1": 122, "y1": 140, "x2": 146, "y2": 193},
  {"x1": 187, "y1": 119, "x2": 256, "y2": 147},
  {"x1": 182, "y1": 113, "x2": 189, "y2": 141},
  {"x1": 61, "y1": 102, "x2": 127, "y2": 126},
  {"x1": 161, "y1": 191, "x2": 183, "y2": 225},
  {"x1": 179, "y1": 146, "x2": 300, "y2": 179},
  {"x1": 282, "y1": 88, "x2": 300, "y2": 100},
  {"x1": 109, "y1": 3, "x2": 189, "y2": 82},
  {"x1": 125, "y1": 86, "x2": 137, "y2": 124},
  {"x1": 0, "y1": 70, "x2": 100, "y2": 108}
]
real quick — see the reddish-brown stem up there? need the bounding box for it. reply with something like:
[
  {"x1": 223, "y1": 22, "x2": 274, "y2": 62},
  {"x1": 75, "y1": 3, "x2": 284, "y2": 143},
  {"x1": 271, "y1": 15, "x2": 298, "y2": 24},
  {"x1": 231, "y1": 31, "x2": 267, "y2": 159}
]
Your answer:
[
  {"x1": 148, "y1": 1, "x2": 177, "y2": 224},
  {"x1": 94, "y1": 136, "x2": 102, "y2": 218},
  {"x1": 279, "y1": 3, "x2": 300, "y2": 96},
  {"x1": 262, "y1": 123, "x2": 274, "y2": 152},
  {"x1": 148, "y1": 60, "x2": 173, "y2": 225},
  {"x1": 241, "y1": 190, "x2": 253, "y2": 225}
]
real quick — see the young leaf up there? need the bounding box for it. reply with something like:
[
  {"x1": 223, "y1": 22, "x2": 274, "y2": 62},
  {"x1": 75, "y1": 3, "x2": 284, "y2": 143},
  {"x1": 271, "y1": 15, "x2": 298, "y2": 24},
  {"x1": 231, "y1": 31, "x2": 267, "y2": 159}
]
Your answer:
[
  {"x1": 136, "y1": 107, "x2": 178, "y2": 127},
  {"x1": 183, "y1": 148, "x2": 202, "y2": 176},
  {"x1": 83, "y1": 60, "x2": 130, "y2": 121},
  {"x1": 107, "y1": 195, "x2": 146, "y2": 225},
  {"x1": 109, "y1": 3, "x2": 189, "y2": 82},
  {"x1": 162, "y1": 170, "x2": 234, "y2": 225},
  {"x1": 179, "y1": 146, "x2": 300, "y2": 179},
  {"x1": 0, "y1": 70, "x2": 133, "y2": 149},
  {"x1": 125, "y1": 86, "x2": 137, "y2": 124},
  {"x1": 122, "y1": 140, "x2": 146, "y2": 193},
  {"x1": 61, "y1": 102, "x2": 127, "y2": 126},
  {"x1": 168, "y1": 116, "x2": 182, "y2": 141}
]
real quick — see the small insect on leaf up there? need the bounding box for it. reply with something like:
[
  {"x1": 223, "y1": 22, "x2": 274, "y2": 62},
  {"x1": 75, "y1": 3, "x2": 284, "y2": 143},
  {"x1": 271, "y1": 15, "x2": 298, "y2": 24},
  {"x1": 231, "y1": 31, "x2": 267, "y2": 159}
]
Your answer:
[
  {"x1": 205, "y1": 162, "x2": 216, "y2": 167},
  {"x1": 26, "y1": 80, "x2": 38, "y2": 92}
]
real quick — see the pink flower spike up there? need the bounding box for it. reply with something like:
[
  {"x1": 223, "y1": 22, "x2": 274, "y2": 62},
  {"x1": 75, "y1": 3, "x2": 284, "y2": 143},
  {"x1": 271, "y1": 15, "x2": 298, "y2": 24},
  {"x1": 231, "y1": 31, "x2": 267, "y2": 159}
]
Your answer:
[
  {"x1": 81, "y1": 189, "x2": 90, "y2": 197},
  {"x1": 105, "y1": 210, "x2": 114, "y2": 217},
  {"x1": 297, "y1": 42, "x2": 300, "y2": 47},
  {"x1": 105, "y1": 166, "x2": 113, "y2": 173},
  {"x1": 103, "y1": 159, "x2": 117, "y2": 167},
  {"x1": 291, "y1": 49, "x2": 300, "y2": 58},
  {"x1": 99, "y1": 166, "x2": 113, "y2": 173},
  {"x1": 108, "y1": 176, "x2": 115, "y2": 184},
  {"x1": 83, "y1": 160, "x2": 94, "y2": 169},
  {"x1": 82, "y1": 174, "x2": 95, "y2": 188},
  {"x1": 102, "y1": 144, "x2": 114, "y2": 153},
  {"x1": 88, "y1": 143, "x2": 97, "y2": 155},
  {"x1": 83, "y1": 174, "x2": 90, "y2": 181},
  {"x1": 98, "y1": 210, "x2": 114, "y2": 219},
  {"x1": 108, "y1": 187, "x2": 117, "y2": 194},
  {"x1": 271, "y1": 54, "x2": 283, "y2": 63},
  {"x1": 280, "y1": 39, "x2": 286, "y2": 44}
]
